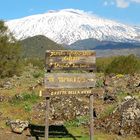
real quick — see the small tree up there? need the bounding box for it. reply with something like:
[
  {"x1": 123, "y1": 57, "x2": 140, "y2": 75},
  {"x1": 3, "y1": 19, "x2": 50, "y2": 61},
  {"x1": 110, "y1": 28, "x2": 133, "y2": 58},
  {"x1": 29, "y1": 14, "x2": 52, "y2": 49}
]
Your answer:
[{"x1": 0, "y1": 20, "x2": 22, "y2": 78}]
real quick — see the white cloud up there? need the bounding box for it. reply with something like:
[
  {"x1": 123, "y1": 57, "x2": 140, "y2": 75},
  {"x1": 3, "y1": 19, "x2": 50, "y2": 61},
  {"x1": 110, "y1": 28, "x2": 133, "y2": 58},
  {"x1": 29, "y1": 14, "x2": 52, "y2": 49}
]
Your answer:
[
  {"x1": 111, "y1": 1, "x2": 115, "y2": 5},
  {"x1": 104, "y1": 1, "x2": 108, "y2": 6},
  {"x1": 104, "y1": 0, "x2": 140, "y2": 8},
  {"x1": 103, "y1": 1, "x2": 115, "y2": 6},
  {"x1": 116, "y1": 0, "x2": 129, "y2": 8},
  {"x1": 29, "y1": 8, "x2": 34, "y2": 12},
  {"x1": 131, "y1": 0, "x2": 140, "y2": 3}
]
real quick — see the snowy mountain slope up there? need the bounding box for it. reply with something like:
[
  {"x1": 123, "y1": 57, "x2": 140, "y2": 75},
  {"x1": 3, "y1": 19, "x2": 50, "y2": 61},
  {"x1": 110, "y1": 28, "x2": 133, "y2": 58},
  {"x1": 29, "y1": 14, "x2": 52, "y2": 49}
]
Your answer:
[{"x1": 6, "y1": 9, "x2": 140, "y2": 45}]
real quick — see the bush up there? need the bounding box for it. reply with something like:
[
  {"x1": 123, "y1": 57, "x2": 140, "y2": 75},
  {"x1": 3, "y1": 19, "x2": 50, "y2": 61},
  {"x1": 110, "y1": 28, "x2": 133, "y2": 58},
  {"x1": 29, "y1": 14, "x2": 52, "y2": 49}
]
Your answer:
[
  {"x1": 24, "y1": 58, "x2": 44, "y2": 69},
  {"x1": 96, "y1": 57, "x2": 115, "y2": 73},
  {"x1": 32, "y1": 71, "x2": 43, "y2": 78},
  {"x1": 105, "y1": 55, "x2": 140, "y2": 74}
]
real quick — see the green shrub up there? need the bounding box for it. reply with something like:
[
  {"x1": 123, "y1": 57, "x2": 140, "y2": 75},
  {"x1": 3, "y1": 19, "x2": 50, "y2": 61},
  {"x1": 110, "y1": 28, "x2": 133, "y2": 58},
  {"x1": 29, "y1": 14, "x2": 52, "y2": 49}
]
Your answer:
[
  {"x1": 24, "y1": 103, "x2": 32, "y2": 112},
  {"x1": 105, "y1": 55, "x2": 140, "y2": 74},
  {"x1": 96, "y1": 55, "x2": 140, "y2": 74},
  {"x1": 116, "y1": 92, "x2": 129, "y2": 102},
  {"x1": 100, "y1": 104, "x2": 116, "y2": 118},
  {"x1": 96, "y1": 56, "x2": 115, "y2": 73},
  {"x1": 32, "y1": 71, "x2": 43, "y2": 78},
  {"x1": 24, "y1": 58, "x2": 44, "y2": 69},
  {"x1": 65, "y1": 116, "x2": 89, "y2": 127},
  {"x1": 9, "y1": 92, "x2": 39, "y2": 105},
  {"x1": 95, "y1": 79, "x2": 104, "y2": 87}
]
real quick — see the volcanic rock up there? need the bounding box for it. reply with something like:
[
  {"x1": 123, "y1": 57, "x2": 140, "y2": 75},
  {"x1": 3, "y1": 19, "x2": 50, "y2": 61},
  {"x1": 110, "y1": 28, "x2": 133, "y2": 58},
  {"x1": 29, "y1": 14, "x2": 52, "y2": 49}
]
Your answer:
[
  {"x1": 6, "y1": 120, "x2": 29, "y2": 134},
  {"x1": 96, "y1": 97, "x2": 140, "y2": 137}
]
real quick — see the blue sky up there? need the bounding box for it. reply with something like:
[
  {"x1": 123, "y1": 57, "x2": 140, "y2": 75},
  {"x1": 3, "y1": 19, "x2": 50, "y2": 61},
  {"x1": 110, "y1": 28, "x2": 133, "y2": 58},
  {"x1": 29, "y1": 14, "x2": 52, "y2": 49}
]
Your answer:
[{"x1": 0, "y1": 0, "x2": 140, "y2": 26}]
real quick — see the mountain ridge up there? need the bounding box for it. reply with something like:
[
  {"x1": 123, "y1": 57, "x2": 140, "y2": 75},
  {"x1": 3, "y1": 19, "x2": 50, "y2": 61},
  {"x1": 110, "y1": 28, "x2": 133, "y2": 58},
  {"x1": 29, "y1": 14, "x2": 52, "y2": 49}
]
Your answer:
[
  {"x1": 6, "y1": 9, "x2": 140, "y2": 45},
  {"x1": 20, "y1": 35, "x2": 140, "y2": 58}
]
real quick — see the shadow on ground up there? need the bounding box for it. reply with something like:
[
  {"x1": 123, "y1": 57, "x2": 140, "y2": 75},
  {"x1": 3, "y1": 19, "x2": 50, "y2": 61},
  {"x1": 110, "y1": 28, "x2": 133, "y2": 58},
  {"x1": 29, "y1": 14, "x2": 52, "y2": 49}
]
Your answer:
[{"x1": 28, "y1": 124, "x2": 81, "y2": 140}]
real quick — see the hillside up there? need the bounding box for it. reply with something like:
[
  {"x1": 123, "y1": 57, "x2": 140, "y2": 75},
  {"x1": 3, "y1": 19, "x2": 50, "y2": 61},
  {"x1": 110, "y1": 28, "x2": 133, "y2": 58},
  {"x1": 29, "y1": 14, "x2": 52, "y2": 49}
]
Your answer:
[
  {"x1": 68, "y1": 38, "x2": 140, "y2": 57},
  {"x1": 20, "y1": 35, "x2": 64, "y2": 58},
  {"x1": 69, "y1": 38, "x2": 140, "y2": 50},
  {"x1": 21, "y1": 35, "x2": 140, "y2": 58}
]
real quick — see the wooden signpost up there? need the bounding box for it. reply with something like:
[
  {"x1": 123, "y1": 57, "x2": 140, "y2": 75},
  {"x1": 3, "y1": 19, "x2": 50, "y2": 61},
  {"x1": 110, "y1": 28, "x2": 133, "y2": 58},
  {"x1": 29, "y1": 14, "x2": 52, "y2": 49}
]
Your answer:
[
  {"x1": 45, "y1": 50, "x2": 96, "y2": 71},
  {"x1": 44, "y1": 50, "x2": 98, "y2": 140}
]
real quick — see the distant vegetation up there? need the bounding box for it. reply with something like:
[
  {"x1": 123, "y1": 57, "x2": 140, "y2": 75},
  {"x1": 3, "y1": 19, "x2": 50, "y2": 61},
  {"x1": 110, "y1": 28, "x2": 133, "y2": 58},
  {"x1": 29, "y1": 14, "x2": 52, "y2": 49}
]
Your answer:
[
  {"x1": 97, "y1": 54, "x2": 140, "y2": 74},
  {"x1": 24, "y1": 54, "x2": 140, "y2": 75}
]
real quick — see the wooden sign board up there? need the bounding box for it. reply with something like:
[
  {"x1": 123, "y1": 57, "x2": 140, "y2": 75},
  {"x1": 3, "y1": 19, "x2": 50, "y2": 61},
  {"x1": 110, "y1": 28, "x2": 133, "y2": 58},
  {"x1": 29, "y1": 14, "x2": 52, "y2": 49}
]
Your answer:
[
  {"x1": 43, "y1": 88, "x2": 104, "y2": 96},
  {"x1": 46, "y1": 50, "x2": 96, "y2": 71},
  {"x1": 45, "y1": 73, "x2": 96, "y2": 88}
]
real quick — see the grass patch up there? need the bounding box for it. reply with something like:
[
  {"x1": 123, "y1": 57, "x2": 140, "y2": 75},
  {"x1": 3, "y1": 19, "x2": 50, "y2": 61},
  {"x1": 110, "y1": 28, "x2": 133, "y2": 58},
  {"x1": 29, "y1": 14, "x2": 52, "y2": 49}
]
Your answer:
[
  {"x1": 65, "y1": 116, "x2": 89, "y2": 127},
  {"x1": 9, "y1": 92, "x2": 39, "y2": 112},
  {"x1": 116, "y1": 92, "x2": 129, "y2": 102},
  {"x1": 95, "y1": 79, "x2": 104, "y2": 88},
  {"x1": 100, "y1": 104, "x2": 117, "y2": 118},
  {"x1": 9, "y1": 92, "x2": 39, "y2": 104}
]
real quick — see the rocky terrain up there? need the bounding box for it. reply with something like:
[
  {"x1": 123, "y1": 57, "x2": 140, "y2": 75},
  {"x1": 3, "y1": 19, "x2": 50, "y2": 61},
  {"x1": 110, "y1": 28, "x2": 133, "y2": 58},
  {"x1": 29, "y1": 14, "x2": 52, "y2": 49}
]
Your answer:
[
  {"x1": 0, "y1": 66, "x2": 139, "y2": 139},
  {"x1": 96, "y1": 97, "x2": 140, "y2": 137}
]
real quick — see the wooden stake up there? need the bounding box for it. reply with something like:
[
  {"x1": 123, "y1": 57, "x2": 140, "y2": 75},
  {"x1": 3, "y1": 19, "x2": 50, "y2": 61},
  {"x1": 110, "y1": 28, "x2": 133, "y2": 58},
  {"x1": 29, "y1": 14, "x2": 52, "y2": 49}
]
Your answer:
[
  {"x1": 89, "y1": 94, "x2": 94, "y2": 140},
  {"x1": 45, "y1": 97, "x2": 50, "y2": 140}
]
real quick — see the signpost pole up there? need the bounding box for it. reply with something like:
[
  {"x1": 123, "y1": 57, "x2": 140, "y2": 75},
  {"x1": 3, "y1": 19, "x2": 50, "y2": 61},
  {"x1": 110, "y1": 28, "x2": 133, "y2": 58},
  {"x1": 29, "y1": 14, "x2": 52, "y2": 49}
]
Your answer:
[
  {"x1": 89, "y1": 94, "x2": 94, "y2": 140},
  {"x1": 45, "y1": 96, "x2": 50, "y2": 140}
]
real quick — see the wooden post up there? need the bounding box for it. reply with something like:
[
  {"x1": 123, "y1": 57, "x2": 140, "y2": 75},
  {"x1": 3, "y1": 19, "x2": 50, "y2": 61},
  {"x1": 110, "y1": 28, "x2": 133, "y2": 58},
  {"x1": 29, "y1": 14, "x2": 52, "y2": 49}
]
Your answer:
[
  {"x1": 89, "y1": 94, "x2": 94, "y2": 140},
  {"x1": 45, "y1": 96, "x2": 50, "y2": 140}
]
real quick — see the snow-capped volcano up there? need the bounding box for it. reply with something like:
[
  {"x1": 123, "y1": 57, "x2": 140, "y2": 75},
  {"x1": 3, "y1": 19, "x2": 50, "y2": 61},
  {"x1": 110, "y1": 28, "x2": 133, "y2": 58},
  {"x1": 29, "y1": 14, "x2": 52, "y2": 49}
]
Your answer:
[{"x1": 6, "y1": 9, "x2": 140, "y2": 45}]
